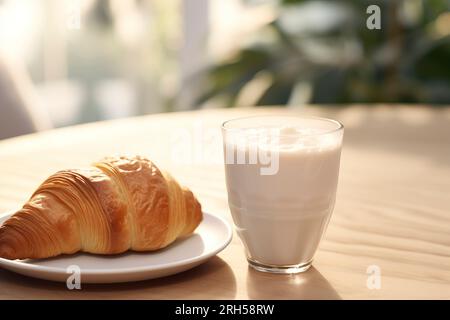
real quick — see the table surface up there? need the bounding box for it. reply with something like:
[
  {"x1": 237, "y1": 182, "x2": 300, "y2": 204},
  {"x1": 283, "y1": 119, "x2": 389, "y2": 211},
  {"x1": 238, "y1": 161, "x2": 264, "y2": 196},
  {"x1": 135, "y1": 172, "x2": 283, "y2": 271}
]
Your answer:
[{"x1": 0, "y1": 105, "x2": 449, "y2": 300}]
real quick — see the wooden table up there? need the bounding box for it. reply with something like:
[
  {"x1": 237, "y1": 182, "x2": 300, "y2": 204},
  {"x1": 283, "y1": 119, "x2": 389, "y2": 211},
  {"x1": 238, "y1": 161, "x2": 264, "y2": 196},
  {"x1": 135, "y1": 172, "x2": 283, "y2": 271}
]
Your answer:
[{"x1": 0, "y1": 105, "x2": 449, "y2": 299}]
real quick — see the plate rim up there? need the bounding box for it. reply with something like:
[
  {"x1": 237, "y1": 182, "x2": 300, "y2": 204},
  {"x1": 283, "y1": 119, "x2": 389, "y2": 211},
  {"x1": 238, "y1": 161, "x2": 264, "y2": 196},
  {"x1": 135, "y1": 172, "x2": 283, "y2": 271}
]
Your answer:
[{"x1": 0, "y1": 210, "x2": 232, "y2": 275}]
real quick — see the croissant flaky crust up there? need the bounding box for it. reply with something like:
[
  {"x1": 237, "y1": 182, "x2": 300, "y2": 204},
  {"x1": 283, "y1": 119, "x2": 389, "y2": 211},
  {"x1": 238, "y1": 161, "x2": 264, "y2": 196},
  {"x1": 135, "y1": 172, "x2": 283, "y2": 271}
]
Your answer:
[{"x1": 0, "y1": 156, "x2": 202, "y2": 260}]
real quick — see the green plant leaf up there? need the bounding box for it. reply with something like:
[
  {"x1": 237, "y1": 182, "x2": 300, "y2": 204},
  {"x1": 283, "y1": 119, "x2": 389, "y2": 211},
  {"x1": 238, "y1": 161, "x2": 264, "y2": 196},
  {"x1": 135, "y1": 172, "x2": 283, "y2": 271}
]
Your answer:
[{"x1": 256, "y1": 81, "x2": 295, "y2": 105}]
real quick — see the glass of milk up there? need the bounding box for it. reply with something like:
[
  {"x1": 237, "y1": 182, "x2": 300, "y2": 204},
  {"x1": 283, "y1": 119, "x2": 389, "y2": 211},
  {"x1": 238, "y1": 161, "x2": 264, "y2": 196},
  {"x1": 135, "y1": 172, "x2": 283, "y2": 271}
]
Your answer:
[{"x1": 222, "y1": 115, "x2": 343, "y2": 273}]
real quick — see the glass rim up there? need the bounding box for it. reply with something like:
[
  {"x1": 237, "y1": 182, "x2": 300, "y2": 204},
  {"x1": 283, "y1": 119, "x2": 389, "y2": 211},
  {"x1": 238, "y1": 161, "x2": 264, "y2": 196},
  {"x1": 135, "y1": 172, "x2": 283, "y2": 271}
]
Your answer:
[{"x1": 221, "y1": 114, "x2": 344, "y2": 136}]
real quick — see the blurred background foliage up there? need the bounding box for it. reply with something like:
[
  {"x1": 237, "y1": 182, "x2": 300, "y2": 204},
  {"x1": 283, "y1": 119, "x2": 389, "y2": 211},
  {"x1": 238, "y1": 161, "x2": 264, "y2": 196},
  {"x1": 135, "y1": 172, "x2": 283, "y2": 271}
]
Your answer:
[
  {"x1": 193, "y1": 0, "x2": 450, "y2": 107},
  {"x1": 1, "y1": 0, "x2": 449, "y2": 131}
]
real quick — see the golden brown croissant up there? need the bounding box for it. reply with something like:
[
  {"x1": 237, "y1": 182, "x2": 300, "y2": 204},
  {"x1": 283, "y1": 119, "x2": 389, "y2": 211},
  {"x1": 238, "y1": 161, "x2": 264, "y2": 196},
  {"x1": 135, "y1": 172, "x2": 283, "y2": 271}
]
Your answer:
[{"x1": 0, "y1": 156, "x2": 202, "y2": 260}]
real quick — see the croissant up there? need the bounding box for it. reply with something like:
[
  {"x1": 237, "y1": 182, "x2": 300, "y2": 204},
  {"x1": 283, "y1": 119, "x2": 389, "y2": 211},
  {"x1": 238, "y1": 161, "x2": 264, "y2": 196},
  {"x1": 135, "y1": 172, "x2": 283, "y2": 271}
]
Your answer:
[{"x1": 0, "y1": 156, "x2": 202, "y2": 260}]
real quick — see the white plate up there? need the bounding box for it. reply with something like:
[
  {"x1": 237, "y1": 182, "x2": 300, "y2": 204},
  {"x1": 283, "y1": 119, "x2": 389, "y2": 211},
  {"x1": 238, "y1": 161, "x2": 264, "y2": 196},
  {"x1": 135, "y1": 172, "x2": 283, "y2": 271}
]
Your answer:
[{"x1": 0, "y1": 211, "x2": 232, "y2": 283}]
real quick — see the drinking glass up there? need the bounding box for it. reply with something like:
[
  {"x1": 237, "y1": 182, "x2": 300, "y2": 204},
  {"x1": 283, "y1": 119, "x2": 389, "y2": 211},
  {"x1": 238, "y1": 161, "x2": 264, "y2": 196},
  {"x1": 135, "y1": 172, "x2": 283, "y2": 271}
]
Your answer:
[{"x1": 222, "y1": 115, "x2": 343, "y2": 273}]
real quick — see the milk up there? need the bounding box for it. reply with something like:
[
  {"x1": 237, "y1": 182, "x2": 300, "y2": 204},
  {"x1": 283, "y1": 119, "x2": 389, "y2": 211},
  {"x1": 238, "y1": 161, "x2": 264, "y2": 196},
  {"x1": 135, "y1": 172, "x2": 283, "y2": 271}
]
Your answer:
[{"x1": 223, "y1": 124, "x2": 343, "y2": 269}]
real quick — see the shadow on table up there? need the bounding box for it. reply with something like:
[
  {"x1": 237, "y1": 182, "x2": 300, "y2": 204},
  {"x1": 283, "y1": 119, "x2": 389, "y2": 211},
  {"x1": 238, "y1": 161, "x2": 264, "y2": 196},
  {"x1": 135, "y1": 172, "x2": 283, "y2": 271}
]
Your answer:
[
  {"x1": 246, "y1": 266, "x2": 341, "y2": 300},
  {"x1": 0, "y1": 256, "x2": 237, "y2": 299}
]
